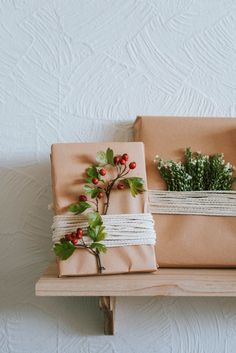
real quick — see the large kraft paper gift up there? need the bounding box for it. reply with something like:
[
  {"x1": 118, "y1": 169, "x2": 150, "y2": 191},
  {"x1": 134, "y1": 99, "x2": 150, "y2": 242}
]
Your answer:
[
  {"x1": 51, "y1": 142, "x2": 157, "y2": 276},
  {"x1": 134, "y1": 116, "x2": 236, "y2": 268}
]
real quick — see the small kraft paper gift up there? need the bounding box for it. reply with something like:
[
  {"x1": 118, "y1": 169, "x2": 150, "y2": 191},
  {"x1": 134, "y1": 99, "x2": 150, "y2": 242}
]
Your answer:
[
  {"x1": 50, "y1": 142, "x2": 157, "y2": 276},
  {"x1": 134, "y1": 116, "x2": 236, "y2": 268}
]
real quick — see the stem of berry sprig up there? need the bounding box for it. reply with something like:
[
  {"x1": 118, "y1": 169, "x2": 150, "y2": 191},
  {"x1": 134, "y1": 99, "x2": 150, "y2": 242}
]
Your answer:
[
  {"x1": 102, "y1": 155, "x2": 134, "y2": 214},
  {"x1": 53, "y1": 148, "x2": 145, "y2": 273}
]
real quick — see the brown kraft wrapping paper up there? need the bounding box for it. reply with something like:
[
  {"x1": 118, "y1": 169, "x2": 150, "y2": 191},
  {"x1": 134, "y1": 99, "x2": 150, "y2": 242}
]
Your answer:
[
  {"x1": 134, "y1": 116, "x2": 236, "y2": 268},
  {"x1": 51, "y1": 142, "x2": 157, "y2": 276}
]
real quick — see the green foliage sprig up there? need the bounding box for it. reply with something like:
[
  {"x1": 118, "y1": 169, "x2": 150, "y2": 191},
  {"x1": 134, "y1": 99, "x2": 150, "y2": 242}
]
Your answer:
[
  {"x1": 54, "y1": 212, "x2": 106, "y2": 273},
  {"x1": 155, "y1": 147, "x2": 235, "y2": 191},
  {"x1": 53, "y1": 148, "x2": 145, "y2": 272}
]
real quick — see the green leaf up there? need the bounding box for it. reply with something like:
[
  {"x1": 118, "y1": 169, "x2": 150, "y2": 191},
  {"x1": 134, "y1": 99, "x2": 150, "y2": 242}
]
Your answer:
[
  {"x1": 123, "y1": 177, "x2": 145, "y2": 197},
  {"x1": 96, "y1": 225, "x2": 106, "y2": 241},
  {"x1": 83, "y1": 184, "x2": 93, "y2": 193},
  {"x1": 54, "y1": 242, "x2": 75, "y2": 260},
  {"x1": 87, "y1": 226, "x2": 97, "y2": 241},
  {"x1": 87, "y1": 212, "x2": 103, "y2": 227},
  {"x1": 96, "y1": 150, "x2": 107, "y2": 165},
  {"x1": 86, "y1": 212, "x2": 106, "y2": 242},
  {"x1": 106, "y1": 148, "x2": 114, "y2": 165},
  {"x1": 90, "y1": 242, "x2": 107, "y2": 253},
  {"x1": 87, "y1": 166, "x2": 98, "y2": 178},
  {"x1": 86, "y1": 177, "x2": 94, "y2": 183},
  {"x1": 87, "y1": 225, "x2": 106, "y2": 242},
  {"x1": 69, "y1": 201, "x2": 91, "y2": 214},
  {"x1": 90, "y1": 188, "x2": 100, "y2": 199}
]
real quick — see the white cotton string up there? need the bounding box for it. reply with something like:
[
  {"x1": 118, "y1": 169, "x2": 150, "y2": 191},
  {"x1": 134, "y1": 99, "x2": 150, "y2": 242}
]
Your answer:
[
  {"x1": 148, "y1": 190, "x2": 236, "y2": 216},
  {"x1": 52, "y1": 213, "x2": 156, "y2": 247}
]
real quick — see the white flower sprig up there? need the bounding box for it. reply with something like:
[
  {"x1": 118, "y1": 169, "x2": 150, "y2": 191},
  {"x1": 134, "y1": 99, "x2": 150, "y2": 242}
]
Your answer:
[{"x1": 155, "y1": 148, "x2": 235, "y2": 191}]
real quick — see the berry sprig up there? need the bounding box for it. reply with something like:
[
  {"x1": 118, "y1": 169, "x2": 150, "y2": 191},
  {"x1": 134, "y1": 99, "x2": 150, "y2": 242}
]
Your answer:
[
  {"x1": 53, "y1": 147, "x2": 145, "y2": 273},
  {"x1": 72, "y1": 148, "x2": 144, "y2": 215},
  {"x1": 54, "y1": 212, "x2": 106, "y2": 272}
]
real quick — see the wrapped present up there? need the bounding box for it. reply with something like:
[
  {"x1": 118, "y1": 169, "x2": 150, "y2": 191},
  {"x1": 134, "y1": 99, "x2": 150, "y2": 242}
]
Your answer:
[
  {"x1": 51, "y1": 142, "x2": 157, "y2": 276},
  {"x1": 134, "y1": 116, "x2": 236, "y2": 268}
]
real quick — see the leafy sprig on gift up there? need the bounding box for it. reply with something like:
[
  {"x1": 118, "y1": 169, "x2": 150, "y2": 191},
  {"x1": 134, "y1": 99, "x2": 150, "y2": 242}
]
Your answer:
[
  {"x1": 155, "y1": 147, "x2": 236, "y2": 191},
  {"x1": 53, "y1": 148, "x2": 145, "y2": 271},
  {"x1": 54, "y1": 212, "x2": 106, "y2": 272},
  {"x1": 71, "y1": 148, "x2": 145, "y2": 215}
]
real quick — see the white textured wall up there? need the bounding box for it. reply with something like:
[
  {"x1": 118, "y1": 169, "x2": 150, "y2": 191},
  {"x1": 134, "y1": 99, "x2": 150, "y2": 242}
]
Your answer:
[{"x1": 1, "y1": 0, "x2": 236, "y2": 352}]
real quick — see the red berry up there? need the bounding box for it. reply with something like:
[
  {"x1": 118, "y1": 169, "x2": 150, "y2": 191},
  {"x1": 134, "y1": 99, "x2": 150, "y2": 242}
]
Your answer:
[
  {"x1": 73, "y1": 238, "x2": 78, "y2": 245},
  {"x1": 113, "y1": 156, "x2": 120, "y2": 165},
  {"x1": 67, "y1": 233, "x2": 73, "y2": 241},
  {"x1": 117, "y1": 183, "x2": 125, "y2": 190},
  {"x1": 129, "y1": 162, "x2": 136, "y2": 169},
  {"x1": 119, "y1": 158, "x2": 126, "y2": 165},
  {"x1": 76, "y1": 228, "x2": 83, "y2": 239},
  {"x1": 92, "y1": 177, "x2": 99, "y2": 184},
  {"x1": 99, "y1": 168, "x2": 106, "y2": 176},
  {"x1": 122, "y1": 153, "x2": 129, "y2": 161},
  {"x1": 79, "y1": 194, "x2": 87, "y2": 202},
  {"x1": 97, "y1": 191, "x2": 104, "y2": 199},
  {"x1": 67, "y1": 233, "x2": 72, "y2": 241},
  {"x1": 71, "y1": 232, "x2": 76, "y2": 239}
]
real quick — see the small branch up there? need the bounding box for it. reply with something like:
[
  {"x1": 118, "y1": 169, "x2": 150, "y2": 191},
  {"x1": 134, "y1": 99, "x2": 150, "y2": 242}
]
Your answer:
[
  {"x1": 76, "y1": 239, "x2": 105, "y2": 273},
  {"x1": 89, "y1": 199, "x2": 99, "y2": 211},
  {"x1": 120, "y1": 170, "x2": 129, "y2": 178},
  {"x1": 103, "y1": 167, "x2": 126, "y2": 214},
  {"x1": 95, "y1": 251, "x2": 105, "y2": 274}
]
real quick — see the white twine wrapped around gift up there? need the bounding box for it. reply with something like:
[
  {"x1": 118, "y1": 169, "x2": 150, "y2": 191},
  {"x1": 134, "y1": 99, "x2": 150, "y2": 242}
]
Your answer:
[
  {"x1": 148, "y1": 190, "x2": 236, "y2": 216},
  {"x1": 52, "y1": 213, "x2": 156, "y2": 247}
]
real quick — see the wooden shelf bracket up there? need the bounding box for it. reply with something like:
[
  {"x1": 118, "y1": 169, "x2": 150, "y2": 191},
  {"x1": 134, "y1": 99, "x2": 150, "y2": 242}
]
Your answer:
[
  {"x1": 35, "y1": 263, "x2": 236, "y2": 335},
  {"x1": 99, "y1": 296, "x2": 116, "y2": 335}
]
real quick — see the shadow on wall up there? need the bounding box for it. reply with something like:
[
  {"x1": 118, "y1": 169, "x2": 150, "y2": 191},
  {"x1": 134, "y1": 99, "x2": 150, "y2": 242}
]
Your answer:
[{"x1": 0, "y1": 160, "x2": 105, "y2": 338}]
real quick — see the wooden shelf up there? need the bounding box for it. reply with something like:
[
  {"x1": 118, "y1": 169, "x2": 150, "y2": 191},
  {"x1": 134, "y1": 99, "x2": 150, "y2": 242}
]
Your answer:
[
  {"x1": 36, "y1": 262, "x2": 236, "y2": 297},
  {"x1": 35, "y1": 262, "x2": 236, "y2": 335}
]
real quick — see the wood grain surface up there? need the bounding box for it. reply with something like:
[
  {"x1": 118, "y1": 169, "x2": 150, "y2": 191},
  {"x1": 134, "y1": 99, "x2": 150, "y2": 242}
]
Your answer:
[{"x1": 36, "y1": 262, "x2": 236, "y2": 297}]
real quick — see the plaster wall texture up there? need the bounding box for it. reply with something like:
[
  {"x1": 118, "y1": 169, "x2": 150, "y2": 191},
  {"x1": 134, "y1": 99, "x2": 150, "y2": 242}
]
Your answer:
[{"x1": 1, "y1": 1, "x2": 236, "y2": 352}]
